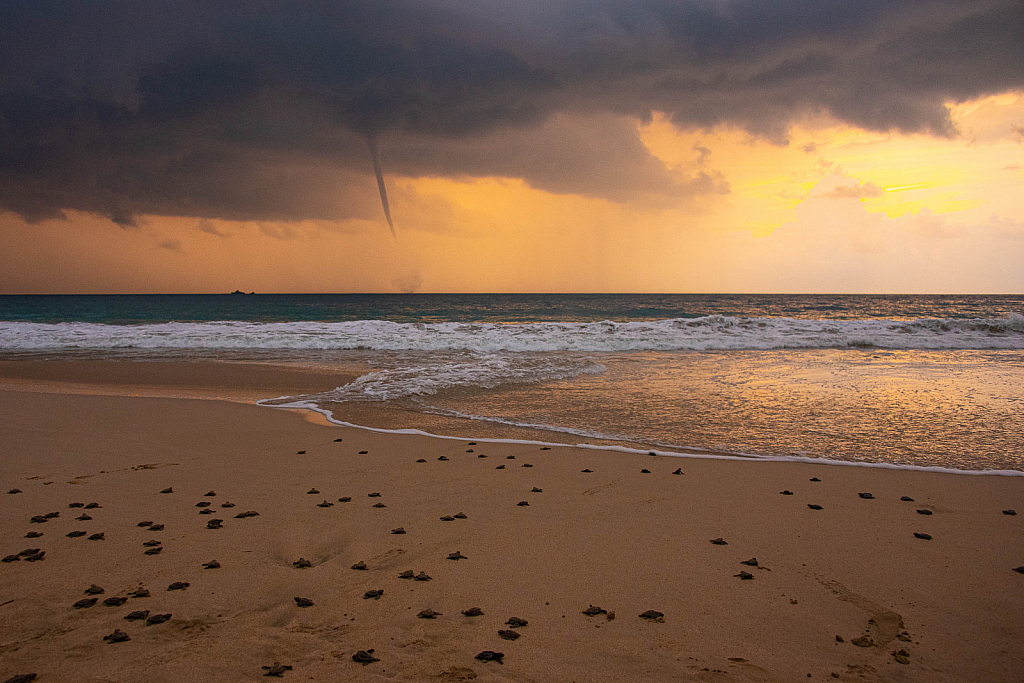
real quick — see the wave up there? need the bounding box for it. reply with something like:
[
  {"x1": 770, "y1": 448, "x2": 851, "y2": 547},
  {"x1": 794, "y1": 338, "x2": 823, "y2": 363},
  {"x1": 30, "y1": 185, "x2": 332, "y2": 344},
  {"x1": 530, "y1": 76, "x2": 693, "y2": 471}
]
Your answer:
[{"x1": 1, "y1": 313, "x2": 1022, "y2": 351}]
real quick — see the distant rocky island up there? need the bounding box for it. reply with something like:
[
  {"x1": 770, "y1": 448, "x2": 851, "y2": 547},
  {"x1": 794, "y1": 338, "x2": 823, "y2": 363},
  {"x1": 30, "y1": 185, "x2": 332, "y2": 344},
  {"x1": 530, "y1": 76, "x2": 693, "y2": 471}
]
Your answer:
[{"x1": 230, "y1": 290, "x2": 255, "y2": 295}]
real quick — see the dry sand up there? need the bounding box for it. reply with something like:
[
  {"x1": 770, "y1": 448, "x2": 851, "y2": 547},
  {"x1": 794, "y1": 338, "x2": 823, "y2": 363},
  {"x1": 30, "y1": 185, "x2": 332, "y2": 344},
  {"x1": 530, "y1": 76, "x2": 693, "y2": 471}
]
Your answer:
[{"x1": 1, "y1": 364, "x2": 1022, "y2": 682}]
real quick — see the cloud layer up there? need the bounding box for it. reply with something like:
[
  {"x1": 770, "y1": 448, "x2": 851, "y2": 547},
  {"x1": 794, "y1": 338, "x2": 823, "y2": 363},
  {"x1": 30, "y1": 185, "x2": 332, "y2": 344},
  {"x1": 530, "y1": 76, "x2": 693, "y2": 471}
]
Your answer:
[{"x1": 1, "y1": 0, "x2": 1021, "y2": 226}]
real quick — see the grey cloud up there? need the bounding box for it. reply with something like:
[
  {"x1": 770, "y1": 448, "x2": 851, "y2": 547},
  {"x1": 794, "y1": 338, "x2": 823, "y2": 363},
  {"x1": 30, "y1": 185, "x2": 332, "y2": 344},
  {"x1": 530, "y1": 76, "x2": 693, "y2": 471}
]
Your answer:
[{"x1": 0, "y1": 0, "x2": 1021, "y2": 226}]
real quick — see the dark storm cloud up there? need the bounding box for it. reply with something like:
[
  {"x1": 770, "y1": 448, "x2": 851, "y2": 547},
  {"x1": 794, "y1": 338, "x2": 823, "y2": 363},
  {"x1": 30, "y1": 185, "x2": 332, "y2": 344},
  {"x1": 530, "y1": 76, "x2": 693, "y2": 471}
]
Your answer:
[{"x1": 0, "y1": 0, "x2": 1021, "y2": 226}]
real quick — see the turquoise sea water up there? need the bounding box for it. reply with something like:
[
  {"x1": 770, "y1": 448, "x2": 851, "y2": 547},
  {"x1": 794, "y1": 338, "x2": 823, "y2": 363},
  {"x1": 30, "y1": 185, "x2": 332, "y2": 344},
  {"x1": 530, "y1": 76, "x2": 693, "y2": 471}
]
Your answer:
[{"x1": 1, "y1": 294, "x2": 1022, "y2": 472}]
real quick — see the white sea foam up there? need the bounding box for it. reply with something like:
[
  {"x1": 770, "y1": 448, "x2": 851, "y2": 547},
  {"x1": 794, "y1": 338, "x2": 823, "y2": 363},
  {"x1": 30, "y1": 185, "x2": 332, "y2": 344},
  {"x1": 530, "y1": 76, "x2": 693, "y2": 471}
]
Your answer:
[{"x1": 2, "y1": 313, "x2": 1023, "y2": 351}]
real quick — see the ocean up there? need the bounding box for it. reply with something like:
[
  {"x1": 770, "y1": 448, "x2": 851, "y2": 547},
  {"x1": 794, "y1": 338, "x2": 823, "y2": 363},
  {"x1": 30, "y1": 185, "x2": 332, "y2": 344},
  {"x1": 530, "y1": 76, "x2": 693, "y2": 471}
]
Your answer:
[{"x1": 1, "y1": 293, "x2": 1023, "y2": 473}]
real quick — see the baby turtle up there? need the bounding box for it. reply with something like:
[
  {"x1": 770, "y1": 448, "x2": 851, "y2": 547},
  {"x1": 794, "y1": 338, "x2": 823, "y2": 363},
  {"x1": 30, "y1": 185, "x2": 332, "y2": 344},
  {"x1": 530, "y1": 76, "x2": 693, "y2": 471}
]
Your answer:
[
  {"x1": 581, "y1": 468, "x2": 593, "y2": 473},
  {"x1": 447, "y1": 551, "x2": 467, "y2": 560},
  {"x1": 496, "y1": 465, "x2": 505, "y2": 469},
  {"x1": 372, "y1": 503, "x2": 387, "y2": 508},
  {"x1": 103, "y1": 596, "x2": 128, "y2": 607},
  {"x1": 167, "y1": 582, "x2": 190, "y2": 591},
  {"x1": 582, "y1": 605, "x2": 607, "y2": 616},
  {"x1": 351, "y1": 561, "x2": 367, "y2": 570},
  {"x1": 202, "y1": 560, "x2": 221, "y2": 569},
  {"x1": 44, "y1": 512, "x2": 60, "y2": 519},
  {"x1": 85, "y1": 584, "x2": 105, "y2": 595},
  {"x1": 414, "y1": 572, "x2": 432, "y2": 581},
  {"x1": 780, "y1": 490, "x2": 794, "y2": 495},
  {"x1": 67, "y1": 530, "x2": 87, "y2": 538},
  {"x1": 917, "y1": 508, "x2": 933, "y2": 515},
  {"x1": 5, "y1": 675, "x2": 37, "y2": 683},
  {"x1": 334, "y1": 438, "x2": 343, "y2": 442},
  {"x1": 478, "y1": 454, "x2": 487, "y2": 458},
  {"x1": 391, "y1": 527, "x2": 406, "y2": 534},
  {"x1": 475, "y1": 651, "x2": 504, "y2": 663},
  {"x1": 137, "y1": 520, "x2": 154, "y2": 527},
  {"x1": 735, "y1": 571, "x2": 754, "y2": 580},
  {"x1": 913, "y1": 532, "x2": 932, "y2": 540},
  {"x1": 160, "y1": 487, "x2": 173, "y2": 494},
  {"x1": 517, "y1": 501, "x2": 529, "y2": 507},
  {"x1": 710, "y1": 538, "x2": 728, "y2": 545},
  {"x1": 144, "y1": 547, "x2": 163, "y2": 555},
  {"x1": 641, "y1": 469, "x2": 651, "y2": 474},
  {"x1": 352, "y1": 650, "x2": 379, "y2": 665},
  {"x1": 740, "y1": 558, "x2": 759, "y2": 566},
  {"x1": 308, "y1": 488, "x2": 319, "y2": 495},
  {"x1": 143, "y1": 539, "x2": 161, "y2": 547},
  {"x1": 416, "y1": 608, "x2": 441, "y2": 618},
  {"x1": 453, "y1": 512, "x2": 467, "y2": 519},
  {"x1": 506, "y1": 617, "x2": 528, "y2": 628},
  {"x1": 317, "y1": 501, "x2": 333, "y2": 508},
  {"x1": 294, "y1": 597, "x2": 314, "y2": 607},
  {"x1": 73, "y1": 598, "x2": 98, "y2": 609},
  {"x1": 398, "y1": 570, "x2": 415, "y2": 579},
  {"x1": 235, "y1": 511, "x2": 258, "y2": 518},
  {"x1": 103, "y1": 629, "x2": 130, "y2": 643},
  {"x1": 807, "y1": 504, "x2": 824, "y2": 510},
  {"x1": 199, "y1": 509, "x2": 213, "y2": 515},
  {"x1": 207, "y1": 519, "x2": 223, "y2": 529},
  {"x1": 438, "y1": 456, "x2": 449, "y2": 461},
  {"x1": 672, "y1": 468, "x2": 683, "y2": 475},
  {"x1": 2, "y1": 555, "x2": 20, "y2": 563},
  {"x1": 466, "y1": 449, "x2": 474, "y2": 453},
  {"x1": 338, "y1": 497, "x2": 351, "y2": 503},
  {"x1": 462, "y1": 607, "x2": 484, "y2": 617},
  {"x1": 204, "y1": 491, "x2": 216, "y2": 496},
  {"x1": 149, "y1": 524, "x2": 165, "y2": 530},
  {"x1": 129, "y1": 587, "x2": 151, "y2": 598},
  {"x1": 531, "y1": 487, "x2": 543, "y2": 493},
  {"x1": 858, "y1": 493, "x2": 875, "y2": 499},
  {"x1": 25, "y1": 531, "x2": 42, "y2": 538},
  {"x1": 639, "y1": 610, "x2": 665, "y2": 622},
  {"x1": 296, "y1": 450, "x2": 306, "y2": 456},
  {"x1": 146, "y1": 613, "x2": 172, "y2": 625},
  {"x1": 76, "y1": 514, "x2": 92, "y2": 521},
  {"x1": 364, "y1": 589, "x2": 384, "y2": 600},
  {"x1": 467, "y1": 442, "x2": 477, "y2": 445},
  {"x1": 522, "y1": 463, "x2": 533, "y2": 468},
  {"x1": 22, "y1": 550, "x2": 44, "y2": 562},
  {"x1": 29, "y1": 516, "x2": 48, "y2": 524},
  {"x1": 809, "y1": 477, "x2": 821, "y2": 482},
  {"x1": 8, "y1": 488, "x2": 22, "y2": 494},
  {"x1": 416, "y1": 459, "x2": 426, "y2": 463},
  {"x1": 196, "y1": 502, "x2": 211, "y2": 507},
  {"x1": 507, "y1": 455, "x2": 516, "y2": 460},
  {"x1": 124, "y1": 610, "x2": 149, "y2": 621},
  {"x1": 293, "y1": 558, "x2": 311, "y2": 568},
  {"x1": 440, "y1": 515, "x2": 455, "y2": 521},
  {"x1": 84, "y1": 502, "x2": 101, "y2": 509},
  {"x1": 262, "y1": 662, "x2": 292, "y2": 677},
  {"x1": 901, "y1": 496, "x2": 914, "y2": 502},
  {"x1": 541, "y1": 446, "x2": 550, "y2": 450},
  {"x1": 221, "y1": 502, "x2": 235, "y2": 508},
  {"x1": 69, "y1": 502, "x2": 84, "y2": 508},
  {"x1": 1002, "y1": 509, "x2": 1017, "y2": 515},
  {"x1": 1013, "y1": 566, "x2": 1024, "y2": 574},
  {"x1": 358, "y1": 451, "x2": 368, "y2": 454},
  {"x1": 498, "y1": 629, "x2": 520, "y2": 640}
]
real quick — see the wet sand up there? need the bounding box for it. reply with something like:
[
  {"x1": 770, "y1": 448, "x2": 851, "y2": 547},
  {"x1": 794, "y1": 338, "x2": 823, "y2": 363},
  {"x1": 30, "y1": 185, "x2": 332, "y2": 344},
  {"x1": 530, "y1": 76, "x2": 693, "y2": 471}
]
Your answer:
[{"x1": 1, "y1": 365, "x2": 1022, "y2": 682}]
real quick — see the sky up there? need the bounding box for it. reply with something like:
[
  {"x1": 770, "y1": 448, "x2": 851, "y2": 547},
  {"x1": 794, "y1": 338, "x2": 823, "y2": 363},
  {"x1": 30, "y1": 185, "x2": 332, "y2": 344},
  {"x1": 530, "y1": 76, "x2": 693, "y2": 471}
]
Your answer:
[{"x1": 1, "y1": 0, "x2": 1022, "y2": 293}]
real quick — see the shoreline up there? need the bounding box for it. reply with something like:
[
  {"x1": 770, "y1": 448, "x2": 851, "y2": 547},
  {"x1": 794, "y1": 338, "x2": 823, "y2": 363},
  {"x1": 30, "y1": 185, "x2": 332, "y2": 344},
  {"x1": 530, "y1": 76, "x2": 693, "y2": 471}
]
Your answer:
[{"x1": 0, "y1": 385, "x2": 1022, "y2": 681}]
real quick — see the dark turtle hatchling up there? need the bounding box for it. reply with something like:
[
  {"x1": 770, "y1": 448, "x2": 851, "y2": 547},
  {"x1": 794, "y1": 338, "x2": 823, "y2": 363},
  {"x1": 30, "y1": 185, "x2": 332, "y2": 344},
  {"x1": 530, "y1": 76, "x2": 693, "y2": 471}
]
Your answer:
[
  {"x1": 338, "y1": 497, "x2": 351, "y2": 503},
  {"x1": 204, "y1": 491, "x2": 216, "y2": 496},
  {"x1": 809, "y1": 477, "x2": 821, "y2": 482},
  {"x1": 522, "y1": 463, "x2": 533, "y2": 468},
  {"x1": 221, "y1": 502, "x2": 235, "y2": 508},
  {"x1": 84, "y1": 503, "x2": 101, "y2": 509},
  {"x1": 124, "y1": 610, "x2": 149, "y2": 621},
  {"x1": 129, "y1": 587, "x2": 151, "y2": 598},
  {"x1": 73, "y1": 598, "x2": 98, "y2": 609},
  {"x1": 416, "y1": 608, "x2": 441, "y2": 618},
  {"x1": 67, "y1": 530, "x2": 87, "y2": 538},
  {"x1": 207, "y1": 519, "x2": 223, "y2": 529},
  {"x1": 352, "y1": 649, "x2": 379, "y2": 665},
  {"x1": 780, "y1": 490, "x2": 793, "y2": 495},
  {"x1": 143, "y1": 539, "x2": 161, "y2": 547},
  {"x1": 391, "y1": 527, "x2": 405, "y2": 534},
  {"x1": 364, "y1": 589, "x2": 384, "y2": 599},
  {"x1": 22, "y1": 550, "x2": 44, "y2": 562},
  {"x1": 372, "y1": 503, "x2": 386, "y2": 508},
  {"x1": 478, "y1": 454, "x2": 487, "y2": 458},
  {"x1": 475, "y1": 651, "x2": 504, "y2": 663},
  {"x1": 1003, "y1": 509, "x2": 1017, "y2": 515},
  {"x1": 77, "y1": 514, "x2": 92, "y2": 521},
  {"x1": 398, "y1": 570, "x2": 414, "y2": 579},
  {"x1": 447, "y1": 551, "x2": 467, "y2": 560},
  {"x1": 24, "y1": 532, "x2": 42, "y2": 539},
  {"x1": 901, "y1": 496, "x2": 914, "y2": 502},
  {"x1": 416, "y1": 459, "x2": 426, "y2": 463},
  {"x1": 262, "y1": 662, "x2": 292, "y2": 677},
  {"x1": 735, "y1": 571, "x2": 754, "y2": 580},
  {"x1": 43, "y1": 512, "x2": 59, "y2": 519},
  {"x1": 199, "y1": 509, "x2": 213, "y2": 515},
  {"x1": 351, "y1": 561, "x2": 367, "y2": 570},
  {"x1": 29, "y1": 516, "x2": 48, "y2": 524},
  {"x1": 858, "y1": 492, "x2": 875, "y2": 499},
  {"x1": 498, "y1": 629, "x2": 520, "y2": 640},
  {"x1": 453, "y1": 512, "x2": 467, "y2": 519},
  {"x1": 639, "y1": 610, "x2": 665, "y2": 622},
  {"x1": 293, "y1": 558, "x2": 311, "y2": 568},
  {"x1": 531, "y1": 487, "x2": 543, "y2": 493},
  {"x1": 641, "y1": 469, "x2": 651, "y2": 473},
  {"x1": 308, "y1": 489, "x2": 319, "y2": 495},
  {"x1": 672, "y1": 468, "x2": 683, "y2": 475},
  {"x1": 496, "y1": 465, "x2": 505, "y2": 469},
  {"x1": 710, "y1": 538, "x2": 727, "y2": 545},
  {"x1": 146, "y1": 613, "x2": 171, "y2": 625},
  {"x1": 167, "y1": 582, "x2": 190, "y2": 591},
  {"x1": 203, "y1": 560, "x2": 221, "y2": 569},
  {"x1": 7, "y1": 488, "x2": 22, "y2": 494},
  {"x1": 4, "y1": 674, "x2": 37, "y2": 683},
  {"x1": 438, "y1": 456, "x2": 449, "y2": 461},
  {"x1": 317, "y1": 501, "x2": 333, "y2": 508},
  {"x1": 85, "y1": 584, "x2": 105, "y2": 595},
  {"x1": 358, "y1": 451, "x2": 368, "y2": 454},
  {"x1": 581, "y1": 469, "x2": 593, "y2": 473},
  {"x1": 740, "y1": 558, "x2": 758, "y2": 567},
  {"x1": 149, "y1": 524, "x2": 164, "y2": 531},
  {"x1": 294, "y1": 597, "x2": 314, "y2": 607},
  {"x1": 196, "y1": 502, "x2": 211, "y2": 508},
  {"x1": 137, "y1": 521, "x2": 153, "y2": 527},
  {"x1": 507, "y1": 455, "x2": 515, "y2": 460},
  {"x1": 440, "y1": 515, "x2": 454, "y2": 521},
  {"x1": 917, "y1": 509, "x2": 933, "y2": 515},
  {"x1": 1013, "y1": 566, "x2": 1024, "y2": 574},
  {"x1": 517, "y1": 501, "x2": 529, "y2": 507},
  {"x1": 462, "y1": 607, "x2": 484, "y2": 616},
  {"x1": 914, "y1": 532, "x2": 932, "y2": 540},
  {"x1": 160, "y1": 488, "x2": 173, "y2": 493},
  {"x1": 807, "y1": 504, "x2": 823, "y2": 510},
  {"x1": 506, "y1": 617, "x2": 528, "y2": 628},
  {"x1": 144, "y1": 546, "x2": 163, "y2": 555},
  {"x1": 103, "y1": 629, "x2": 130, "y2": 643},
  {"x1": 69, "y1": 502, "x2": 84, "y2": 508},
  {"x1": 103, "y1": 596, "x2": 127, "y2": 607},
  {"x1": 582, "y1": 605, "x2": 607, "y2": 616},
  {"x1": 414, "y1": 572, "x2": 432, "y2": 581},
  {"x1": 234, "y1": 511, "x2": 259, "y2": 518}
]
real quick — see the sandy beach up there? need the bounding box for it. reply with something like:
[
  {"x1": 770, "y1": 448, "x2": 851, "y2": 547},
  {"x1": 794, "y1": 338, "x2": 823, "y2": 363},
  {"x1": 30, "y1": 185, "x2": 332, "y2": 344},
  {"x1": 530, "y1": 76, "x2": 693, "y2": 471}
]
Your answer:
[{"x1": 1, "y1": 363, "x2": 1022, "y2": 682}]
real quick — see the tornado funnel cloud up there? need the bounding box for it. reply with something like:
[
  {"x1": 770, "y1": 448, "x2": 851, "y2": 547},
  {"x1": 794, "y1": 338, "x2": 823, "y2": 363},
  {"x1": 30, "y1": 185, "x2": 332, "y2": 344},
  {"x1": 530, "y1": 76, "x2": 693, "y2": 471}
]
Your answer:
[{"x1": 365, "y1": 136, "x2": 396, "y2": 238}]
